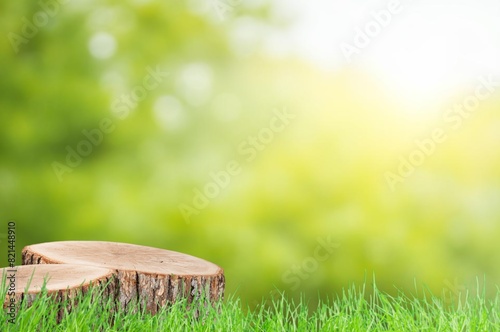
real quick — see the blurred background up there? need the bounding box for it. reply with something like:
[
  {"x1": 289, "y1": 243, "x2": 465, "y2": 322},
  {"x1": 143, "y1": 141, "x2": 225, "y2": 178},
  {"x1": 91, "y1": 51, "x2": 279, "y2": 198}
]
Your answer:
[{"x1": 1, "y1": 0, "x2": 500, "y2": 306}]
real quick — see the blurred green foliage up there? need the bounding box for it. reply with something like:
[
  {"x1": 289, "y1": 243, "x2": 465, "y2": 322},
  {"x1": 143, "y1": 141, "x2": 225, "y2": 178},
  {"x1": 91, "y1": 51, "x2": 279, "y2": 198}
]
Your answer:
[{"x1": 1, "y1": 0, "x2": 500, "y2": 306}]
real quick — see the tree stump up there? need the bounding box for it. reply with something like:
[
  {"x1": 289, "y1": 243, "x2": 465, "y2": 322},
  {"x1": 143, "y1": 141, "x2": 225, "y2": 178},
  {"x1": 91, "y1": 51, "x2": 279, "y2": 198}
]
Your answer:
[
  {"x1": 22, "y1": 241, "x2": 225, "y2": 314},
  {"x1": 2, "y1": 264, "x2": 115, "y2": 321}
]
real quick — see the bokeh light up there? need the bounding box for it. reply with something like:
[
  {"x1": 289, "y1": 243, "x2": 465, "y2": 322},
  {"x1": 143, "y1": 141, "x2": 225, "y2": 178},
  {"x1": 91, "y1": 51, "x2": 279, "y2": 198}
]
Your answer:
[{"x1": 2, "y1": 0, "x2": 500, "y2": 306}]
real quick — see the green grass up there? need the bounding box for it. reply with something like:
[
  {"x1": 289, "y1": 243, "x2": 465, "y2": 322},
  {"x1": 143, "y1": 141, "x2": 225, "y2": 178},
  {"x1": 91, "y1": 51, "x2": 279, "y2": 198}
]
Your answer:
[{"x1": 2, "y1": 281, "x2": 500, "y2": 331}]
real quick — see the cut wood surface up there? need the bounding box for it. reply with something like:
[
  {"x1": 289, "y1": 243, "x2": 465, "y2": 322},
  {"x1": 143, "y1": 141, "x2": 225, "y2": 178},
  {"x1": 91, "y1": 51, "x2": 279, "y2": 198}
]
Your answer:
[
  {"x1": 22, "y1": 241, "x2": 225, "y2": 314},
  {"x1": 2, "y1": 264, "x2": 115, "y2": 315}
]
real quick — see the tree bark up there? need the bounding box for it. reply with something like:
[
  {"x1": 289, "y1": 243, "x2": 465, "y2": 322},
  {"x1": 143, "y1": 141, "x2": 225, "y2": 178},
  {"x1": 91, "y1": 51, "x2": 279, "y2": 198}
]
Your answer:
[
  {"x1": 22, "y1": 241, "x2": 225, "y2": 315},
  {"x1": 2, "y1": 264, "x2": 115, "y2": 322}
]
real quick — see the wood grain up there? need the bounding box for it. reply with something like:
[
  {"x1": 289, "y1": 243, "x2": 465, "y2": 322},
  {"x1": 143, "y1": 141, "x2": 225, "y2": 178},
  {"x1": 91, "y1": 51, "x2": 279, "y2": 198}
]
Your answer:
[{"x1": 22, "y1": 241, "x2": 225, "y2": 314}]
